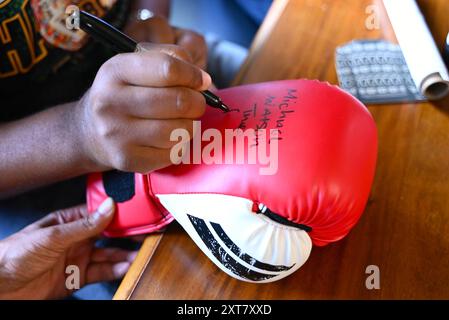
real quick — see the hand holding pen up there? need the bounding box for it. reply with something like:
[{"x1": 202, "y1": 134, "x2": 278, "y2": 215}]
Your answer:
[
  {"x1": 79, "y1": 10, "x2": 230, "y2": 112},
  {"x1": 69, "y1": 20, "x2": 219, "y2": 174}
]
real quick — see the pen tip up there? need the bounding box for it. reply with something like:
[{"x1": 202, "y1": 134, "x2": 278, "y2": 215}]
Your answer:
[{"x1": 221, "y1": 103, "x2": 230, "y2": 112}]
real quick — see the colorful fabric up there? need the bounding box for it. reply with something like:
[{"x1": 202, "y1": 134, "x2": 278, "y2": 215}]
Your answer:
[
  {"x1": 0, "y1": 0, "x2": 130, "y2": 121},
  {"x1": 31, "y1": 0, "x2": 117, "y2": 51}
]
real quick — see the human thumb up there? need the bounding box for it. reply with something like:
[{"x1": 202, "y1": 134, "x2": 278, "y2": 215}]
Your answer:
[{"x1": 45, "y1": 198, "x2": 115, "y2": 249}]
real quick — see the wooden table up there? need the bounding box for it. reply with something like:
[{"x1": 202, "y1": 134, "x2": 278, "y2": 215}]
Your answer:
[{"x1": 115, "y1": 0, "x2": 449, "y2": 299}]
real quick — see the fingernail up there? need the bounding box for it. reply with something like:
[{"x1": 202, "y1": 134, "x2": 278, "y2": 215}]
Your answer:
[
  {"x1": 201, "y1": 70, "x2": 212, "y2": 90},
  {"x1": 113, "y1": 262, "x2": 131, "y2": 278},
  {"x1": 93, "y1": 197, "x2": 114, "y2": 220},
  {"x1": 127, "y1": 251, "x2": 139, "y2": 262}
]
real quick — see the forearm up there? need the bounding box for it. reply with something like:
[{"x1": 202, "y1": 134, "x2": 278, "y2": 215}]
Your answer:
[
  {"x1": 0, "y1": 101, "x2": 99, "y2": 198},
  {"x1": 131, "y1": 0, "x2": 171, "y2": 17}
]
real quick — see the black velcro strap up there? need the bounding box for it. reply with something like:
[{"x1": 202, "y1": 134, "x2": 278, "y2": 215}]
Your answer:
[
  {"x1": 257, "y1": 206, "x2": 312, "y2": 232},
  {"x1": 102, "y1": 171, "x2": 135, "y2": 203}
]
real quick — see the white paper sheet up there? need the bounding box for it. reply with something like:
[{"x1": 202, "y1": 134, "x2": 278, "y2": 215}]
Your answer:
[{"x1": 383, "y1": 0, "x2": 449, "y2": 100}]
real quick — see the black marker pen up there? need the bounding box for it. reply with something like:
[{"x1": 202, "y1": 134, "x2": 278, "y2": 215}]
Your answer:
[{"x1": 79, "y1": 10, "x2": 230, "y2": 112}]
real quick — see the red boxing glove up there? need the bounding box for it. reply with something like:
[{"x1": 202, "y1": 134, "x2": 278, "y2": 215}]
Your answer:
[{"x1": 87, "y1": 80, "x2": 377, "y2": 282}]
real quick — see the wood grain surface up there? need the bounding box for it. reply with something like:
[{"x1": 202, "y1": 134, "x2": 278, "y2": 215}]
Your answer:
[{"x1": 116, "y1": 0, "x2": 449, "y2": 299}]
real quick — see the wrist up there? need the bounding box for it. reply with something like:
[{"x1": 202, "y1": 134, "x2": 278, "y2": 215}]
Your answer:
[{"x1": 72, "y1": 94, "x2": 108, "y2": 173}]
